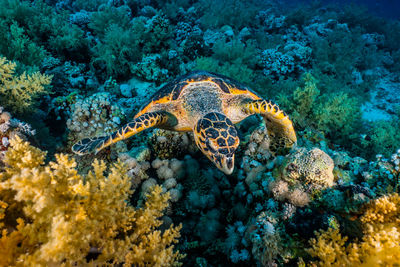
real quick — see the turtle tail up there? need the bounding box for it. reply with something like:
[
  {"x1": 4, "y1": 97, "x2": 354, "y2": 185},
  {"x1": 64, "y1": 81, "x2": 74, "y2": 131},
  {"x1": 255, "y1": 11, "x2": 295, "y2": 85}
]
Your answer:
[{"x1": 71, "y1": 135, "x2": 110, "y2": 155}]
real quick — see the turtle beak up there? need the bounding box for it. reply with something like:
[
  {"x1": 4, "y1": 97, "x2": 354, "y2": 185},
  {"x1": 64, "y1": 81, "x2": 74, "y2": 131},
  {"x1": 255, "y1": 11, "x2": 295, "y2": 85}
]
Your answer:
[
  {"x1": 219, "y1": 154, "x2": 235, "y2": 175},
  {"x1": 205, "y1": 138, "x2": 236, "y2": 175}
]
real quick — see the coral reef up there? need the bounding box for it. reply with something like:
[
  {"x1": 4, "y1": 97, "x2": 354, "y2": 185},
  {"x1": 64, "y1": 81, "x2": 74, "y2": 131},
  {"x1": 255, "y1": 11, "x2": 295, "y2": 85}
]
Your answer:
[{"x1": 0, "y1": 0, "x2": 399, "y2": 265}]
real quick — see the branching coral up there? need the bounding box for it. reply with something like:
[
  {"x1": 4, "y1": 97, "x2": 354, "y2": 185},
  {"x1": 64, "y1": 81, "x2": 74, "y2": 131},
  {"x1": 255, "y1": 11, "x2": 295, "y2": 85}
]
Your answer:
[
  {"x1": 0, "y1": 57, "x2": 52, "y2": 113},
  {"x1": 91, "y1": 22, "x2": 142, "y2": 79},
  {"x1": 307, "y1": 193, "x2": 400, "y2": 266},
  {"x1": 247, "y1": 212, "x2": 281, "y2": 266},
  {"x1": 0, "y1": 0, "x2": 87, "y2": 61},
  {"x1": 194, "y1": 56, "x2": 256, "y2": 85},
  {"x1": 194, "y1": 37, "x2": 258, "y2": 85},
  {"x1": 0, "y1": 21, "x2": 48, "y2": 68},
  {"x1": 279, "y1": 73, "x2": 361, "y2": 144},
  {"x1": 0, "y1": 137, "x2": 183, "y2": 266}
]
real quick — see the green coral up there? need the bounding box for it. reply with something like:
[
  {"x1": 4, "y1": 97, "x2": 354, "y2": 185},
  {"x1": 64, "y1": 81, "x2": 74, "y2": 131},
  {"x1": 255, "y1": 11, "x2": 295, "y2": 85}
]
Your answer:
[
  {"x1": 194, "y1": 57, "x2": 256, "y2": 85},
  {"x1": 362, "y1": 119, "x2": 400, "y2": 157},
  {"x1": 0, "y1": 20, "x2": 48, "y2": 69},
  {"x1": 314, "y1": 92, "x2": 360, "y2": 139},
  {"x1": 89, "y1": 5, "x2": 132, "y2": 38},
  {"x1": 212, "y1": 38, "x2": 258, "y2": 68},
  {"x1": 194, "y1": 38, "x2": 259, "y2": 85},
  {"x1": 91, "y1": 23, "x2": 142, "y2": 79},
  {"x1": 0, "y1": 0, "x2": 87, "y2": 62},
  {"x1": 310, "y1": 23, "x2": 379, "y2": 100},
  {"x1": 90, "y1": 10, "x2": 175, "y2": 81},
  {"x1": 195, "y1": 0, "x2": 260, "y2": 30},
  {"x1": 280, "y1": 73, "x2": 361, "y2": 144}
]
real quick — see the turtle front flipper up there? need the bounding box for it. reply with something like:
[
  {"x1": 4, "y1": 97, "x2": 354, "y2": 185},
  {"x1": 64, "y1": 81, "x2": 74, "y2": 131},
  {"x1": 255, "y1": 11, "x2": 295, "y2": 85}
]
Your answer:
[
  {"x1": 72, "y1": 111, "x2": 177, "y2": 155},
  {"x1": 193, "y1": 112, "x2": 239, "y2": 175},
  {"x1": 243, "y1": 99, "x2": 297, "y2": 152}
]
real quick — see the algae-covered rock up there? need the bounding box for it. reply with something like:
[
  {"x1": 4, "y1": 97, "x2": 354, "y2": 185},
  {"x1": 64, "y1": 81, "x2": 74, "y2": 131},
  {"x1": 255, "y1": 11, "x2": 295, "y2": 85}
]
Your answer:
[
  {"x1": 280, "y1": 147, "x2": 334, "y2": 188},
  {"x1": 149, "y1": 129, "x2": 193, "y2": 159}
]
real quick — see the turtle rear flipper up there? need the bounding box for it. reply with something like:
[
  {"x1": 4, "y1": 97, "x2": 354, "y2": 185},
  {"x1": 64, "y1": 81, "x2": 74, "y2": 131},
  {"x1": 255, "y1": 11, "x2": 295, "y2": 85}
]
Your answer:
[
  {"x1": 71, "y1": 111, "x2": 177, "y2": 155},
  {"x1": 193, "y1": 112, "x2": 239, "y2": 175},
  {"x1": 243, "y1": 99, "x2": 297, "y2": 153}
]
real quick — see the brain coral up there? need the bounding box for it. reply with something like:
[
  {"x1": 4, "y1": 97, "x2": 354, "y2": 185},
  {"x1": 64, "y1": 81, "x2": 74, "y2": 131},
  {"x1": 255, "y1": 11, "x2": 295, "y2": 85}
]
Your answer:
[{"x1": 280, "y1": 147, "x2": 334, "y2": 188}]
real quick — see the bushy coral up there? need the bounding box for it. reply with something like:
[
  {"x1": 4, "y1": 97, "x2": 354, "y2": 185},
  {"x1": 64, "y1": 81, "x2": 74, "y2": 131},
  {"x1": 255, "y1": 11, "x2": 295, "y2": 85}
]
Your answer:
[
  {"x1": 194, "y1": 56, "x2": 256, "y2": 85},
  {"x1": 89, "y1": 5, "x2": 132, "y2": 38},
  {"x1": 0, "y1": 21, "x2": 48, "y2": 69},
  {"x1": 90, "y1": 8, "x2": 175, "y2": 82},
  {"x1": 194, "y1": 37, "x2": 259, "y2": 84},
  {"x1": 314, "y1": 92, "x2": 361, "y2": 139},
  {"x1": 91, "y1": 22, "x2": 142, "y2": 80},
  {"x1": 279, "y1": 73, "x2": 361, "y2": 144},
  {"x1": 0, "y1": 57, "x2": 52, "y2": 114},
  {"x1": 362, "y1": 120, "x2": 400, "y2": 158},
  {"x1": 0, "y1": 0, "x2": 87, "y2": 62},
  {"x1": 195, "y1": 0, "x2": 261, "y2": 30},
  {"x1": 0, "y1": 136, "x2": 183, "y2": 266},
  {"x1": 307, "y1": 194, "x2": 400, "y2": 266}
]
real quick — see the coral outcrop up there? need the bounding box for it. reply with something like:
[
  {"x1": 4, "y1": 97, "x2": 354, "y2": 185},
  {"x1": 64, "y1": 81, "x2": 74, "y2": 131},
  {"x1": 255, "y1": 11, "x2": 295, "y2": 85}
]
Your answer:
[
  {"x1": 66, "y1": 92, "x2": 125, "y2": 146},
  {"x1": 280, "y1": 147, "x2": 335, "y2": 189}
]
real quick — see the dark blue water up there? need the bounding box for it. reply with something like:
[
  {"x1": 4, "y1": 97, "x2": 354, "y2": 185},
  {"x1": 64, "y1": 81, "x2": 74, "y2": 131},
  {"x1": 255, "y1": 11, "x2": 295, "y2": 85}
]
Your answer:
[
  {"x1": 288, "y1": 0, "x2": 400, "y2": 19},
  {"x1": 324, "y1": 0, "x2": 400, "y2": 19}
]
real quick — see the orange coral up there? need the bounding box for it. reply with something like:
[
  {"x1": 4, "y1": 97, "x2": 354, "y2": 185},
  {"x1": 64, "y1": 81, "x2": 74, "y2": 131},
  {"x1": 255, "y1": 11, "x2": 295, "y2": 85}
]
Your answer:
[
  {"x1": 0, "y1": 136, "x2": 183, "y2": 266},
  {"x1": 307, "y1": 193, "x2": 400, "y2": 266}
]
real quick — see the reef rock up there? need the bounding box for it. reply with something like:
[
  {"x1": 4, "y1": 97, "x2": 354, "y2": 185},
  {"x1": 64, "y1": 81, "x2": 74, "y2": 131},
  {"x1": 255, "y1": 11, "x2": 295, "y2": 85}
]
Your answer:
[{"x1": 280, "y1": 147, "x2": 335, "y2": 189}]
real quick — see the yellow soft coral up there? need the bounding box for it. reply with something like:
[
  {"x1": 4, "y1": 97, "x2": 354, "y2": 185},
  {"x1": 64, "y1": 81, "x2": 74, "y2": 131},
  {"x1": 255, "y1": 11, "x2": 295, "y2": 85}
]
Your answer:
[
  {"x1": 0, "y1": 57, "x2": 52, "y2": 113},
  {"x1": 307, "y1": 194, "x2": 400, "y2": 266},
  {"x1": 361, "y1": 194, "x2": 400, "y2": 225},
  {"x1": 0, "y1": 136, "x2": 183, "y2": 266},
  {"x1": 307, "y1": 228, "x2": 348, "y2": 266}
]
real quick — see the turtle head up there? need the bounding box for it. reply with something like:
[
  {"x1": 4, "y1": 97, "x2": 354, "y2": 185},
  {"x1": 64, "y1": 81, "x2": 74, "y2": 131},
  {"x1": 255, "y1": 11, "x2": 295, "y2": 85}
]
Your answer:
[{"x1": 193, "y1": 112, "x2": 240, "y2": 175}]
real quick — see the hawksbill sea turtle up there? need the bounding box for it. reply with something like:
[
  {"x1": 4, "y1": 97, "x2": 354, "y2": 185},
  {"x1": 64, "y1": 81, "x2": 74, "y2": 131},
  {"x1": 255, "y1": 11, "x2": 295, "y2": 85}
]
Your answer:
[{"x1": 72, "y1": 71, "x2": 297, "y2": 174}]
